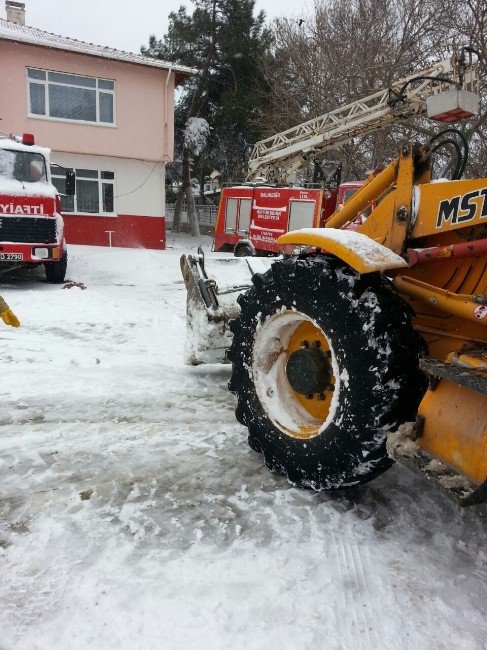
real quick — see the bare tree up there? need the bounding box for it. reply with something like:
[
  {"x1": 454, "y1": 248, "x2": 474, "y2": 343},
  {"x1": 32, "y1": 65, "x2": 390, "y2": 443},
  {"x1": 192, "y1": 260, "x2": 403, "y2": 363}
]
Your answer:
[{"x1": 255, "y1": 0, "x2": 486, "y2": 180}]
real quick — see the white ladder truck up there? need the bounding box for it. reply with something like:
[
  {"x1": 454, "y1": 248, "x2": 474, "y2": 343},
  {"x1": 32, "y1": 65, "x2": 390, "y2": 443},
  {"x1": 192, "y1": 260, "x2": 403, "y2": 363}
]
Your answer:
[
  {"x1": 181, "y1": 48, "x2": 480, "y2": 365},
  {"x1": 246, "y1": 51, "x2": 478, "y2": 183}
]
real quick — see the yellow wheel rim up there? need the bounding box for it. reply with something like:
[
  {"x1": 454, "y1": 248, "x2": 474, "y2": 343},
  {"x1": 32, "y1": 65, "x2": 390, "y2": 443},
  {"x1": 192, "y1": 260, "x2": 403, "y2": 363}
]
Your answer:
[{"x1": 252, "y1": 311, "x2": 339, "y2": 440}]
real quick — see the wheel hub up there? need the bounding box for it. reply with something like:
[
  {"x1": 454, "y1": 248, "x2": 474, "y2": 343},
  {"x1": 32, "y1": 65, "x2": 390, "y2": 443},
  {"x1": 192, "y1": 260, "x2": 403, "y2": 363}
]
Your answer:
[{"x1": 286, "y1": 346, "x2": 331, "y2": 395}]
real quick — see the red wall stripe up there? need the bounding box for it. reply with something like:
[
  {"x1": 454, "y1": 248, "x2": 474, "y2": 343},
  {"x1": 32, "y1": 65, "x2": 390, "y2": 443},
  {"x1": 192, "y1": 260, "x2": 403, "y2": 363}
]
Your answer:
[{"x1": 63, "y1": 214, "x2": 166, "y2": 250}]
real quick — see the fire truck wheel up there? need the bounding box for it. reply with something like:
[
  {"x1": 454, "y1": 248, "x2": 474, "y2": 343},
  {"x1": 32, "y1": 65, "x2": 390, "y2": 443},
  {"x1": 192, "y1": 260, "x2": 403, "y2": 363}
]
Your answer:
[
  {"x1": 234, "y1": 243, "x2": 254, "y2": 257},
  {"x1": 227, "y1": 254, "x2": 426, "y2": 490},
  {"x1": 45, "y1": 248, "x2": 68, "y2": 284}
]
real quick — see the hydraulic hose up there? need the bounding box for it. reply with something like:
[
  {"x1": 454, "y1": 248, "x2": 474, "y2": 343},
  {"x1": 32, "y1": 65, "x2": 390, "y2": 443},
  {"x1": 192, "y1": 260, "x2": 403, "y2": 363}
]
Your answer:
[{"x1": 425, "y1": 128, "x2": 469, "y2": 180}]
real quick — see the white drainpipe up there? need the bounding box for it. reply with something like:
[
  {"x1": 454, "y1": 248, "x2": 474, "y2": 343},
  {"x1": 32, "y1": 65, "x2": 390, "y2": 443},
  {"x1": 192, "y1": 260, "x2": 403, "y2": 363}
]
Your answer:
[{"x1": 164, "y1": 67, "x2": 173, "y2": 163}]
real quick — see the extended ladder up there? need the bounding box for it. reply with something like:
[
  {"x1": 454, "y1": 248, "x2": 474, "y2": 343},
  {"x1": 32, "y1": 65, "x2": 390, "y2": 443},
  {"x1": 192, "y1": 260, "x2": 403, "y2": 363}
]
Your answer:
[{"x1": 247, "y1": 56, "x2": 479, "y2": 182}]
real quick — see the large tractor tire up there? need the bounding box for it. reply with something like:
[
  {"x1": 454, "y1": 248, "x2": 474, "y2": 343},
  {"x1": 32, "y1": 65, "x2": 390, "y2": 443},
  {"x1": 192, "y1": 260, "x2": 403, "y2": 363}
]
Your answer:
[{"x1": 228, "y1": 254, "x2": 426, "y2": 490}]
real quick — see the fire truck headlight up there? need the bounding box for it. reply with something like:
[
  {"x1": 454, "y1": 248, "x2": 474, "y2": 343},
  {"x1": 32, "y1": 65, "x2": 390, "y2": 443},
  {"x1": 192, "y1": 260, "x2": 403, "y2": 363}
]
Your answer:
[{"x1": 34, "y1": 248, "x2": 49, "y2": 259}]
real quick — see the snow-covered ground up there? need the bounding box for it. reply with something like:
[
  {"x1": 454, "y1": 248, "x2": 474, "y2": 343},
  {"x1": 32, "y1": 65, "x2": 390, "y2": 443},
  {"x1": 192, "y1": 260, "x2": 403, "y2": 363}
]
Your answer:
[{"x1": 0, "y1": 236, "x2": 486, "y2": 650}]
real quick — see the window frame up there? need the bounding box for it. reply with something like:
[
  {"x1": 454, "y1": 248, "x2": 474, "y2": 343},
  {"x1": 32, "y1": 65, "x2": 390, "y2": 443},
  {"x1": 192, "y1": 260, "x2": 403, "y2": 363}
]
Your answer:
[
  {"x1": 224, "y1": 197, "x2": 253, "y2": 233},
  {"x1": 1, "y1": 148, "x2": 48, "y2": 183},
  {"x1": 26, "y1": 68, "x2": 117, "y2": 127},
  {"x1": 224, "y1": 197, "x2": 239, "y2": 232},
  {"x1": 237, "y1": 198, "x2": 252, "y2": 233},
  {"x1": 50, "y1": 166, "x2": 117, "y2": 217},
  {"x1": 287, "y1": 199, "x2": 316, "y2": 231}
]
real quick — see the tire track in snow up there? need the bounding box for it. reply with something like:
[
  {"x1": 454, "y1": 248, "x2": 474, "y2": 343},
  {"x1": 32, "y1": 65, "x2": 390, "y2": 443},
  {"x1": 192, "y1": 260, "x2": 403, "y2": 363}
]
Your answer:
[
  {"x1": 332, "y1": 531, "x2": 379, "y2": 650},
  {"x1": 333, "y1": 532, "x2": 359, "y2": 650},
  {"x1": 341, "y1": 538, "x2": 368, "y2": 649},
  {"x1": 349, "y1": 543, "x2": 377, "y2": 648}
]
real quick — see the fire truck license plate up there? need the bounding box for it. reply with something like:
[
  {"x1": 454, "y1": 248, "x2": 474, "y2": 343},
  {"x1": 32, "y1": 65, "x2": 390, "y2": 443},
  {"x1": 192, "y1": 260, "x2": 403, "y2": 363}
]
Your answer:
[{"x1": 0, "y1": 253, "x2": 23, "y2": 261}]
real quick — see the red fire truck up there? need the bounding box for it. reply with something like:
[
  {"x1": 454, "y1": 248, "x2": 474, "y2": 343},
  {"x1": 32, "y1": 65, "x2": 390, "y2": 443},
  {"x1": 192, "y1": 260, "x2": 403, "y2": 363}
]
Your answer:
[
  {"x1": 213, "y1": 180, "x2": 364, "y2": 256},
  {"x1": 0, "y1": 133, "x2": 74, "y2": 283}
]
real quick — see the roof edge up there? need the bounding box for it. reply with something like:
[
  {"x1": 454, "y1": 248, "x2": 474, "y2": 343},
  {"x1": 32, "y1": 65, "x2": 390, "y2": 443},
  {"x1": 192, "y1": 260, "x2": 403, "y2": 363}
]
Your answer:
[{"x1": 0, "y1": 19, "x2": 197, "y2": 77}]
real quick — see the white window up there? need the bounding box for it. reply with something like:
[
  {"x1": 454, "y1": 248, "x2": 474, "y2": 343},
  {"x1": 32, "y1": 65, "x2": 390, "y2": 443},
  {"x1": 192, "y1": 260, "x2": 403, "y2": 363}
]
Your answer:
[
  {"x1": 224, "y1": 197, "x2": 251, "y2": 232},
  {"x1": 27, "y1": 68, "x2": 115, "y2": 125},
  {"x1": 51, "y1": 167, "x2": 115, "y2": 215},
  {"x1": 288, "y1": 200, "x2": 315, "y2": 230},
  {"x1": 238, "y1": 198, "x2": 252, "y2": 232},
  {"x1": 224, "y1": 198, "x2": 239, "y2": 231}
]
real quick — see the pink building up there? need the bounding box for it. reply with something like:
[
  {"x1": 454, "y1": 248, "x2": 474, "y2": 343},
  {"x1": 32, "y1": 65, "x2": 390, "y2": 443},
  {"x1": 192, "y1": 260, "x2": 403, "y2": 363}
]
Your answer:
[{"x1": 0, "y1": 2, "x2": 194, "y2": 249}]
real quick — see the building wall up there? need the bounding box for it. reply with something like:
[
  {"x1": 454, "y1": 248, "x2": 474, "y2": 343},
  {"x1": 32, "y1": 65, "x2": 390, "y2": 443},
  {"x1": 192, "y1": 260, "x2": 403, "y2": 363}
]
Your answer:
[
  {"x1": 51, "y1": 152, "x2": 165, "y2": 216},
  {"x1": 51, "y1": 152, "x2": 166, "y2": 250},
  {"x1": 0, "y1": 39, "x2": 175, "y2": 162}
]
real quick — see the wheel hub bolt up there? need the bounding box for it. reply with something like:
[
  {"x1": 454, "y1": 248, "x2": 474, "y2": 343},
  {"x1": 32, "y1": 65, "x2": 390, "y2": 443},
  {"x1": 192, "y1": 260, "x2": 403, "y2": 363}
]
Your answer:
[
  {"x1": 300, "y1": 340, "x2": 309, "y2": 348},
  {"x1": 317, "y1": 393, "x2": 326, "y2": 401}
]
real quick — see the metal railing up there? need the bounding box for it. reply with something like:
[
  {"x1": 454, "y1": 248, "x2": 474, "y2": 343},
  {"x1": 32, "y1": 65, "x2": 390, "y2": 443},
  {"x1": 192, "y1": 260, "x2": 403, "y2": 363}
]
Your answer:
[{"x1": 166, "y1": 203, "x2": 218, "y2": 227}]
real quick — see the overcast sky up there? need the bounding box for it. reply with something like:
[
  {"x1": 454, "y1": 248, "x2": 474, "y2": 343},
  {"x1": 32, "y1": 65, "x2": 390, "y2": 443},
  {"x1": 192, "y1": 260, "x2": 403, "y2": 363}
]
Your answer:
[{"x1": 4, "y1": 0, "x2": 312, "y2": 54}]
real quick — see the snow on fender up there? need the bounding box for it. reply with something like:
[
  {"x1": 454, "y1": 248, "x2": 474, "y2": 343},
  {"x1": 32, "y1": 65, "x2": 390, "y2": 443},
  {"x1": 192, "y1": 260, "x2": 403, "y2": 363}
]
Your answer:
[{"x1": 277, "y1": 227, "x2": 408, "y2": 274}]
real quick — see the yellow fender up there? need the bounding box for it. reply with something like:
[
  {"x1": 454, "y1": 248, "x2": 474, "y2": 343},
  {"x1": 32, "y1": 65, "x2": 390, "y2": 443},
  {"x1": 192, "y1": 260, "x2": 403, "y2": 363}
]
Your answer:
[{"x1": 277, "y1": 228, "x2": 408, "y2": 274}]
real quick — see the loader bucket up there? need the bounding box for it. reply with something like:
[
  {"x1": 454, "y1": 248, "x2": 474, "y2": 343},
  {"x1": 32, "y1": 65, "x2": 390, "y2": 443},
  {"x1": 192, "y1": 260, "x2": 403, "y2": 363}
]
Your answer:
[{"x1": 180, "y1": 248, "x2": 275, "y2": 364}]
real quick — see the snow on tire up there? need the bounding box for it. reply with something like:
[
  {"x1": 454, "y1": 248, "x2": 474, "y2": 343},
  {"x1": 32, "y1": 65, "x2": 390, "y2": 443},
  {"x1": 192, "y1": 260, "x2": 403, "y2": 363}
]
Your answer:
[{"x1": 227, "y1": 254, "x2": 426, "y2": 490}]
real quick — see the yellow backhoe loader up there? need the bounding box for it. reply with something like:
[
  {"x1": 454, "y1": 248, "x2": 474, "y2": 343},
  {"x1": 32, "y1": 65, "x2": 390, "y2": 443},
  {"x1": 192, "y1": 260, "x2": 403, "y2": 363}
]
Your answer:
[
  {"x1": 225, "y1": 132, "x2": 487, "y2": 506},
  {"x1": 181, "y1": 51, "x2": 486, "y2": 505}
]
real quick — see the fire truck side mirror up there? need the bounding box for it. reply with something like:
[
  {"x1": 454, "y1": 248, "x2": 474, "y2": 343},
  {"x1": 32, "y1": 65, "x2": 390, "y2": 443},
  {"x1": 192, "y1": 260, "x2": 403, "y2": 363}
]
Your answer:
[{"x1": 65, "y1": 171, "x2": 76, "y2": 196}]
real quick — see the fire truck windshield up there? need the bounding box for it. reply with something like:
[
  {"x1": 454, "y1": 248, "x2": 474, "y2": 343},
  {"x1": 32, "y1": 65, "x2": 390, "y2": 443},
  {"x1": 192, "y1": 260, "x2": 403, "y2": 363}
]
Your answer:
[{"x1": 0, "y1": 149, "x2": 47, "y2": 184}]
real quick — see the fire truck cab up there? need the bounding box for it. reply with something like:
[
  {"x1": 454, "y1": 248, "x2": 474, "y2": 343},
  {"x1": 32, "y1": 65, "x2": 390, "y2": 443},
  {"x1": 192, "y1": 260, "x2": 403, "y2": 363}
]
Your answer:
[
  {"x1": 0, "y1": 133, "x2": 73, "y2": 283},
  {"x1": 213, "y1": 180, "x2": 364, "y2": 256}
]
